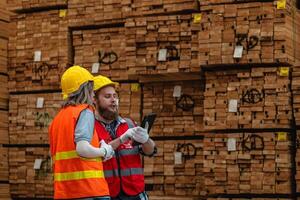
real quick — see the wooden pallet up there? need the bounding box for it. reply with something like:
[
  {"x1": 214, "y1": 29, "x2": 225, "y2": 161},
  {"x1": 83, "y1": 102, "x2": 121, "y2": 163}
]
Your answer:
[
  {"x1": 204, "y1": 67, "x2": 292, "y2": 130},
  {"x1": 0, "y1": 184, "x2": 11, "y2": 200}
]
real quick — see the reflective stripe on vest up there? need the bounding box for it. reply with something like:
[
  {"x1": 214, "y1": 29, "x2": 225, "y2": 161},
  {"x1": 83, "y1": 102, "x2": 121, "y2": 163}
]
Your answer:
[
  {"x1": 54, "y1": 170, "x2": 104, "y2": 181},
  {"x1": 104, "y1": 168, "x2": 143, "y2": 178},
  {"x1": 119, "y1": 148, "x2": 139, "y2": 156},
  {"x1": 54, "y1": 150, "x2": 101, "y2": 162}
]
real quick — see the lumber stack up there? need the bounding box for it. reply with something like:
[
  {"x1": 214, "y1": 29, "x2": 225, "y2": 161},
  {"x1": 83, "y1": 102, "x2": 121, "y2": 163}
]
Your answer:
[
  {"x1": 0, "y1": 2, "x2": 10, "y2": 199},
  {"x1": 204, "y1": 67, "x2": 292, "y2": 130},
  {"x1": 67, "y1": 0, "x2": 123, "y2": 27},
  {"x1": 296, "y1": 130, "x2": 300, "y2": 193},
  {"x1": 142, "y1": 81, "x2": 204, "y2": 137},
  {"x1": 9, "y1": 93, "x2": 63, "y2": 144},
  {"x1": 118, "y1": 83, "x2": 141, "y2": 122},
  {"x1": 122, "y1": 0, "x2": 199, "y2": 17},
  {"x1": 8, "y1": 10, "x2": 68, "y2": 92},
  {"x1": 72, "y1": 27, "x2": 127, "y2": 80},
  {"x1": 125, "y1": 14, "x2": 200, "y2": 75},
  {"x1": 7, "y1": 0, "x2": 67, "y2": 11},
  {"x1": 8, "y1": 147, "x2": 53, "y2": 198},
  {"x1": 0, "y1": 0, "x2": 10, "y2": 144},
  {"x1": 203, "y1": 132, "x2": 292, "y2": 195},
  {"x1": 197, "y1": 1, "x2": 298, "y2": 66},
  {"x1": 144, "y1": 139, "x2": 205, "y2": 197}
]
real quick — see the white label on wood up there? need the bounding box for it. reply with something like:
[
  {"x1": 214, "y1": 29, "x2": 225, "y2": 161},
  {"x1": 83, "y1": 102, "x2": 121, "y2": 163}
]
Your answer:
[
  {"x1": 36, "y1": 97, "x2": 44, "y2": 108},
  {"x1": 158, "y1": 49, "x2": 167, "y2": 61},
  {"x1": 174, "y1": 152, "x2": 183, "y2": 165},
  {"x1": 227, "y1": 138, "x2": 236, "y2": 151},
  {"x1": 173, "y1": 85, "x2": 182, "y2": 97},
  {"x1": 34, "y1": 50, "x2": 42, "y2": 62},
  {"x1": 228, "y1": 99, "x2": 238, "y2": 112},
  {"x1": 233, "y1": 45, "x2": 243, "y2": 58},
  {"x1": 34, "y1": 159, "x2": 43, "y2": 170},
  {"x1": 92, "y1": 63, "x2": 100, "y2": 74}
]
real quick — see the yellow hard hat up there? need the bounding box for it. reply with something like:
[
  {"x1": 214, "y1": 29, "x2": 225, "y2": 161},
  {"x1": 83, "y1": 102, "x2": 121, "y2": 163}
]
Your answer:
[
  {"x1": 61, "y1": 65, "x2": 94, "y2": 100},
  {"x1": 93, "y1": 75, "x2": 118, "y2": 92}
]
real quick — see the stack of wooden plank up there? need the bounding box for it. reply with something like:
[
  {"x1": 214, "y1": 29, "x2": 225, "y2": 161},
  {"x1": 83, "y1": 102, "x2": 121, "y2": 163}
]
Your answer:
[
  {"x1": 118, "y1": 83, "x2": 141, "y2": 122},
  {"x1": 67, "y1": 0, "x2": 124, "y2": 27},
  {"x1": 144, "y1": 139, "x2": 205, "y2": 197},
  {"x1": 197, "y1": 1, "x2": 298, "y2": 66},
  {"x1": 125, "y1": 14, "x2": 200, "y2": 75},
  {"x1": 8, "y1": 147, "x2": 53, "y2": 198},
  {"x1": 7, "y1": 0, "x2": 67, "y2": 11},
  {"x1": 72, "y1": 27, "x2": 127, "y2": 80},
  {"x1": 296, "y1": 130, "x2": 300, "y2": 193},
  {"x1": 0, "y1": 6, "x2": 9, "y2": 144},
  {"x1": 142, "y1": 81, "x2": 204, "y2": 137},
  {"x1": 203, "y1": 132, "x2": 292, "y2": 195},
  {"x1": 204, "y1": 67, "x2": 292, "y2": 130},
  {"x1": 8, "y1": 10, "x2": 68, "y2": 92},
  {"x1": 122, "y1": 0, "x2": 199, "y2": 17},
  {"x1": 0, "y1": 2, "x2": 10, "y2": 199},
  {"x1": 9, "y1": 93, "x2": 63, "y2": 144}
]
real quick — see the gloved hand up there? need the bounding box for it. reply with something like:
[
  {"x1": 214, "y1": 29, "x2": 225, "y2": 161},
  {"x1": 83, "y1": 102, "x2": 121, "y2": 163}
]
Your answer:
[
  {"x1": 131, "y1": 122, "x2": 149, "y2": 144},
  {"x1": 99, "y1": 140, "x2": 114, "y2": 161},
  {"x1": 119, "y1": 128, "x2": 135, "y2": 143}
]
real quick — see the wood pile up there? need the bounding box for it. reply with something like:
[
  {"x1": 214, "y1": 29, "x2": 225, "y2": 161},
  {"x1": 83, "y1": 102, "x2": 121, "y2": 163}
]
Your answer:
[
  {"x1": 144, "y1": 139, "x2": 205, "y2": 197},
  {"x1": 204, "y1": 67, "x2": 292, "y2": 130},
  {"x1": 0, "y1": 147, "x2": 9, "y2": 182},
  {"x1": 8, "y1": 147, "x2": 53, "y2": 198},
  {"x1": 72, "y1": 27, "x2": 127, "y2": 80},
  {"x1": 118, "y1": 83, "x2": 141, "y2": 122},
  {"x1": 67, "y1": 0, "x2": 123, "y2": 27},
  {"x1": 125, "y1": 14, "x2": 200, "y2": 75},
  {"x1": 9, "y1": 93, "x2": 63, "y2": 144},
  {"x1": 142, "y1": 81, "x2": 204, "y2": 137},
  {"x1": 8, "y1": 10, "x2": 68, "y2": 92},
  {"x1": 197, "y1": 1, "x2": 299, "y2": 66},
  {"x1": 0, "y1": 184, "x2": 11, "y2": 200},
  {"x1": 7, "y1": 0, "x2": 67, "y2": 11},
  {"x1": 203, "y1": 132, "x2": 292, "y2": 195},
  {"x1": 123, "y1": 0, "x2": 199, "y2": 17},
  {"x1": 296, "y1": 129, "x2": 300, "y2": 193}
]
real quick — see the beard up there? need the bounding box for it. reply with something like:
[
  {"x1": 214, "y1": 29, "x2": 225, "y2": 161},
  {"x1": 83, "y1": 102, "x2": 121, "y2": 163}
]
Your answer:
[{"x1": 97, "y1": 104, "x2": 119, "y2": 121}]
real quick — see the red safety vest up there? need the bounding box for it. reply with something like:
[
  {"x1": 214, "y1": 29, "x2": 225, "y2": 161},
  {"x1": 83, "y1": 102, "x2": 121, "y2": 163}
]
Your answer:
[
  {"x1": 49, "y1": 104, "x2": 110, "y2": 199},
  {"x1": 95, "y1": 119, "x2": 145, "y2": 197}
]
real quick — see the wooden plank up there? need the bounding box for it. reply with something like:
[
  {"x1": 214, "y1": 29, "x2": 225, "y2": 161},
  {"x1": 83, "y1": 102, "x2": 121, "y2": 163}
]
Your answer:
[
  {"x1": 8, "y1": 147, "x2": 53, "y2": 198},
  {"x1": 8, "y1": 10, "x2": 68, "y2": 92},
  {"x1": 204, "y1": 67, "x2": 292, "y2": 130},
  {"x1": 142, "y1": 81, "x2": 204, "y2": 137}
]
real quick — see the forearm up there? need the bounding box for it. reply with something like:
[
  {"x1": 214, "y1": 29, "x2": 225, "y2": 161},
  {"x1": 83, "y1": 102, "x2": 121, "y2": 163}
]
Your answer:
[
  {"x1": 108, "y1": 138, "x2": 122, "y2": 150},
  {"x1": 141, "y1": 138, "x2": 155, "y2": 155},
  {"x1": 76, "y1": 140, "x2": 106, "y2": 158}
]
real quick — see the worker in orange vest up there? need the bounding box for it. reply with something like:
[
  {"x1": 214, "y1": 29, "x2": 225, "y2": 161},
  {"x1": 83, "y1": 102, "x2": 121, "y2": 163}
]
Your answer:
[
  {"x1": 49, "y1": 66, "x2": 114, "y2": 200},
  {"x1": 93, "y1": 75, "x2": 157, "y2": 200}
]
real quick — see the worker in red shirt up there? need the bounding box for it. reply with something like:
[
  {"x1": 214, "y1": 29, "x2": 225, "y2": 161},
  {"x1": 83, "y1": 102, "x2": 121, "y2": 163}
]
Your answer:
[{"x1": 93, "y1": 75, "x2": 157, "y2": 200}]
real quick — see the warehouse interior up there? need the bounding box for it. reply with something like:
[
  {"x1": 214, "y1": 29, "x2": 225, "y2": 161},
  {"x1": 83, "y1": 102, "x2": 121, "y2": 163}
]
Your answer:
[{"x1": 1, "y1": 0, "x2": 300, "y2": 199}]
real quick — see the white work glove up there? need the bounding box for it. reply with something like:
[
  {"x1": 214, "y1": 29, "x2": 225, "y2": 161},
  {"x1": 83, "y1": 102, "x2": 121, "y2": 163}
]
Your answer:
[
  {"x1": 119, "y1": 128, "x2": 135, "y2": 143},
  {"x1": 99, "y1": 140, "x2": 114, "y2": 161},
  {"x1": 132, "y1": 122, "x2": 149, "y2": 144}
]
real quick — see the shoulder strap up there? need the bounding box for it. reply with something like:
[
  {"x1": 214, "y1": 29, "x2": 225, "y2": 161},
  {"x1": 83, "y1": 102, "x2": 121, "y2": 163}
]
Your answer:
[{"x1": 124, "y1": 118, "x2": 136, "y2": 128}]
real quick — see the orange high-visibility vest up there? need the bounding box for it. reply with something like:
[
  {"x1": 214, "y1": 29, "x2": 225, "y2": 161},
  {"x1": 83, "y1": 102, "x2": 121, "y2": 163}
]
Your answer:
[{"x1": 49, "y1": 104, "x2": 109, "y2": 199}]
